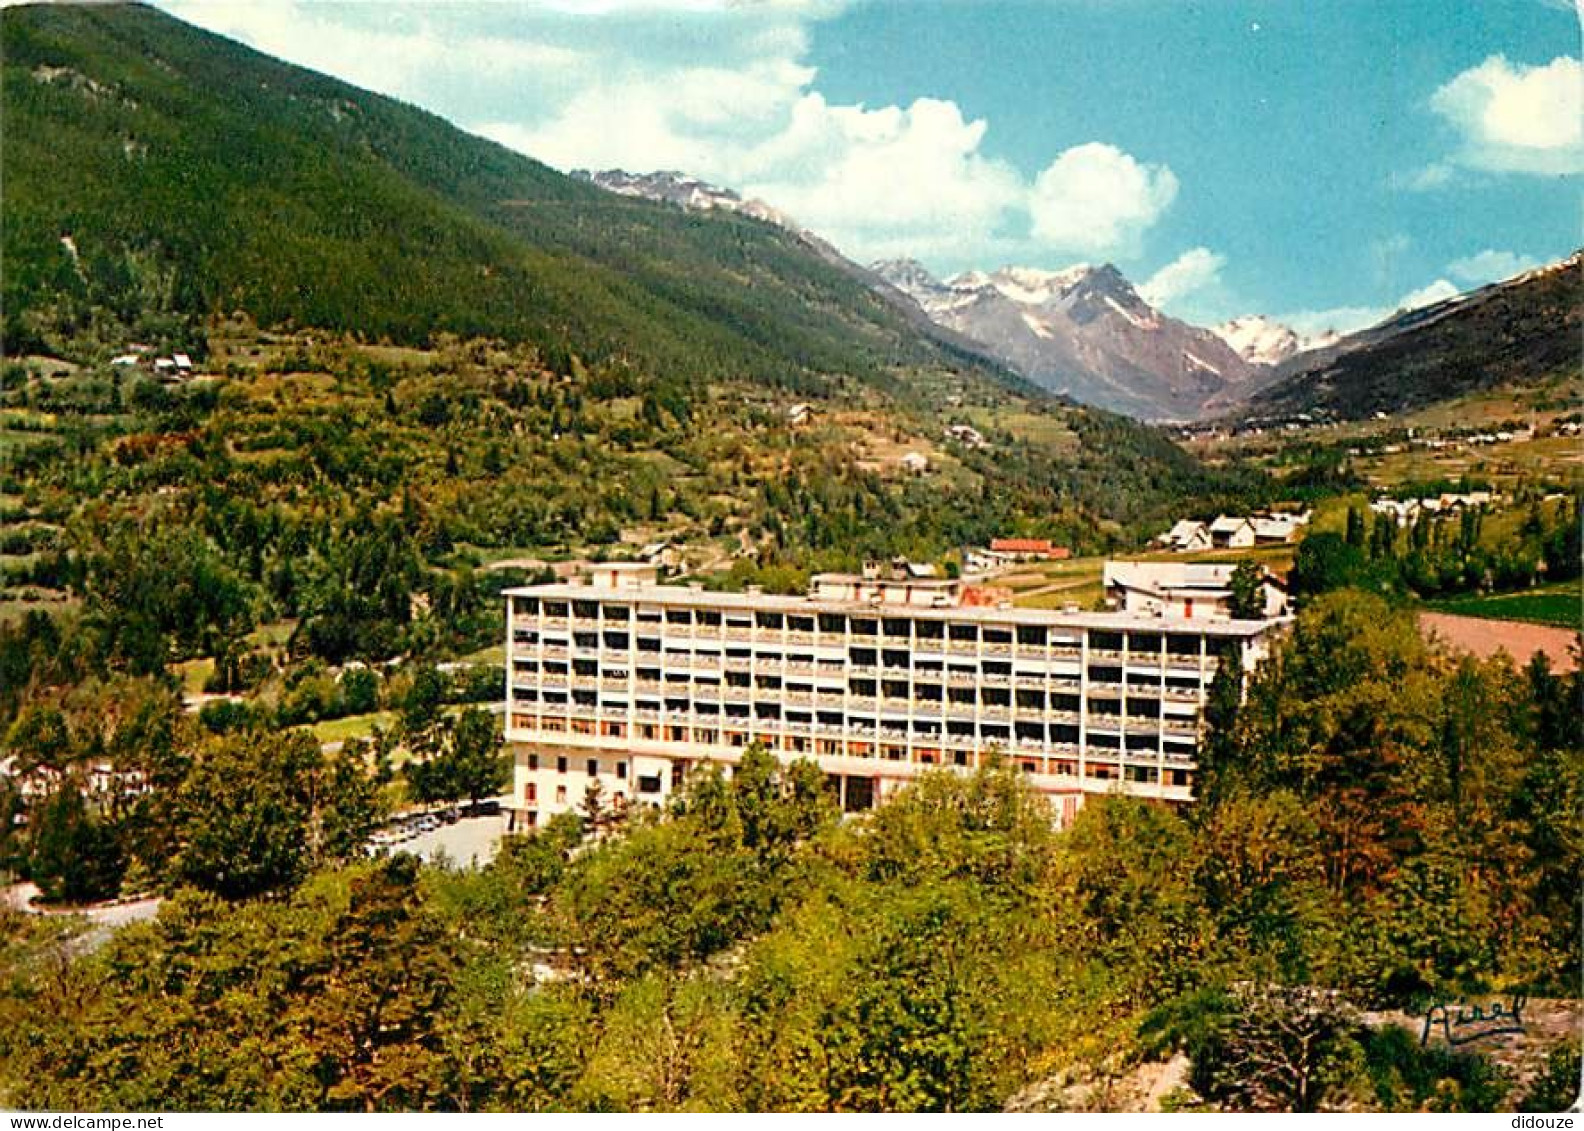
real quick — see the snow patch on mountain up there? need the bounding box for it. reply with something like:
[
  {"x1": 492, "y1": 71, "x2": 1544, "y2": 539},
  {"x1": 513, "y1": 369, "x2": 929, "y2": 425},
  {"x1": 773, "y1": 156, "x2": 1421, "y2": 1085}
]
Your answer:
[
  {"x1": 1209, "y1": 314, "x2": 1344, "y2": 366},
  {"x1": 1021, "y1": 311, "x2": 1054, "y2": 340}
]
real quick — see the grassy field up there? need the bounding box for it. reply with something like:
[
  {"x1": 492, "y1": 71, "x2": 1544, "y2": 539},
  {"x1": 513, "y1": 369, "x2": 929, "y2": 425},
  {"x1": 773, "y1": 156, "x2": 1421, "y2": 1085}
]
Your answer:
[
  {"x1": 245, "y1": 620, "x2": 297, "y2": 648},
  {"x1": 174, "y1": 657, "x2": 216, "y2": 695},
  {"x1": 0, "y1": 594, "x2": 78, "y2": 625},
  {"x1": 459, "y1": 643, "x2": 506, "y2": 666},
  {"x1": 308, "y1": 710, "x2": 398, "y2": 745},
  {"x1": 1426, "y1": 583, "x2": 1581, "y2": 630}
]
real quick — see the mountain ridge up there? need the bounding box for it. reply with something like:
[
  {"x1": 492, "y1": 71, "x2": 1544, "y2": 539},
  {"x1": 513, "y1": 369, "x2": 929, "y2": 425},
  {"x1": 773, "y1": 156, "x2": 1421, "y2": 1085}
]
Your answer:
[
  {"x1": 1226, "y1": 251, "x2": 1582, "y2": 423},
  {"x1": 870, "y1": 257, "x2": 1264, "y2": 421}
]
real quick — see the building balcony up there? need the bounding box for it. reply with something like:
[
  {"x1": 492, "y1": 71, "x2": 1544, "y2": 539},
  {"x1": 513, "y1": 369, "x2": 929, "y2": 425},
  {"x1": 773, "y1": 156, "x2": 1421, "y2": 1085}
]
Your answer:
[
  {"x1": 982, "y1": 673, "x2": 1011, "y2": 686},
  {"x1": 787, "y1": 631, "x2": 814, "y2": 646},
  {"x1": 1090, "y1": 648, "x2": 1124, "y2": 662},
  {"x1": 541, "y1": 645, "x2": 568, "y2": 659},
  {"x1": 1051, "y1": 645, "x2": 1083, "y2": 660},
  {"x1": 1088, "y1": 682, "x2": 1124, "y2": 696},
  {"x1": 1163, "y1": 688, "x2": 1201, "y2": 703}
]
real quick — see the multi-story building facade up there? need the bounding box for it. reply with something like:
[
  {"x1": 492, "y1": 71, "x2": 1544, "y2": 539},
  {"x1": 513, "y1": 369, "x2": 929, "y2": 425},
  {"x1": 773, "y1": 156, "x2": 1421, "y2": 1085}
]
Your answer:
[{"x1": 502, "y1": 562, "x2": 1285, "y2": 831}]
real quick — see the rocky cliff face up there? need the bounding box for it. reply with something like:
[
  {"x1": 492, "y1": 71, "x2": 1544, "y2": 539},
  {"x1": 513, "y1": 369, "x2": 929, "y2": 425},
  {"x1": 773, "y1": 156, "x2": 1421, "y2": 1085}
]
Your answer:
[{"x1": 873, "y1": 259, "x2": 1264, "y2": 420}]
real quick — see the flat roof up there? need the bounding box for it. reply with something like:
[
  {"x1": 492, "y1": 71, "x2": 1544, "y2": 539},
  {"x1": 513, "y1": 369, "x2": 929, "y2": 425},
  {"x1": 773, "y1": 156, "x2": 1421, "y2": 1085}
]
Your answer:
[{"x1": 503, "y1": 582, "x2": 1283, "y2": 638}]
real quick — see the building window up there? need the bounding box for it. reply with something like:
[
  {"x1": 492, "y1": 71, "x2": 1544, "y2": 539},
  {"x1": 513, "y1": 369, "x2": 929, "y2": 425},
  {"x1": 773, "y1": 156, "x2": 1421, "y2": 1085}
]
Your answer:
[
  {"x1": 557, "y1": 756, "x2": 568, "y2": 773},
  {"x1": 586, "y1": 759, "x2": 598, "y2": 777},
  {"x1": 527, "y1": 753, "x2": 538, "y2": 771},
  {"x1": 616, "y1": 761, "x2": 627, "y2": 779},
  {"x1": 524, "y1": 782, "x2": 537, "y2": 802},
  {"x1": 638, "y1": 775, "x2": 663, "y2": 794},
  {"x1": 555, "y1": 785, "x2": 568, "y2": 803}
]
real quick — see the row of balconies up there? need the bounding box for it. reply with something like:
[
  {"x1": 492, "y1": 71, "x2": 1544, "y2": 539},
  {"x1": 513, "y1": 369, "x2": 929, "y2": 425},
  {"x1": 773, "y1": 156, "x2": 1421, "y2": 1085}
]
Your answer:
[
  {"x1": 514, "y1": 698, "x2": 1197, "y2": 738},
  {"x1": 519, "y1": 641, "x2": 1215, "y2": 680},
  {"x1": 517, "y1": 622, "x2": 1215, "y2": 662},
  {"x1": 516, "y1": 678, "x2": 1203, "y2": 711},
  {"x1": 510, "y1": 716, "x2": 1195, "y2": 776}
]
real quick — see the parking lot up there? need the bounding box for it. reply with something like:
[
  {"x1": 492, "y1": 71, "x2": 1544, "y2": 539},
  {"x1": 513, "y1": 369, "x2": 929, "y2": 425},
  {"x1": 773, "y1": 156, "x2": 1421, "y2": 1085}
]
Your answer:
[{"x1": 369, "y1": 799, "x2": 510, "y2": 868}]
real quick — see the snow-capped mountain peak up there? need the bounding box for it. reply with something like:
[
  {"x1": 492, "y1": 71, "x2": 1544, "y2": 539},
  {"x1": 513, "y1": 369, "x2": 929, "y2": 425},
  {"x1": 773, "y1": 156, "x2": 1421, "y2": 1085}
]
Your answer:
[
  {"x1": 871, "y1": 257, "x2": 1263, "y2": 420},
  {"x1": 573, "y1": 168, "x2": 796, "y2": 229},
  {"x1": 1211, "y1": 315, "x2": 1339, "y2": 366},
  {"x1": 984, "y1": 264, "x2": 1094, "y2": 305}
]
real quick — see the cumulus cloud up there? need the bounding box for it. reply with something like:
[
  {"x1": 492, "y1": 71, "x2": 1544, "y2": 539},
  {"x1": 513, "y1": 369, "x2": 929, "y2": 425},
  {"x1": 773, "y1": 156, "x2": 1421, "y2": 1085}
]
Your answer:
[
  {"x1": 1446, "y1": 248, "x2": 1543, "y2": 283},
  {"x1": 1139, "y1": 247, "x2": 1226, "y2": 309},
  {"x1": 1430, "y1": 54, "x2": 1584, "y2": 175},
  {"x1": 735, "y1": 96, "x2": 1027, "y2": 260},
  {"x1": 1028, "y1": 144, "x2": 1179, "y2": 257}
]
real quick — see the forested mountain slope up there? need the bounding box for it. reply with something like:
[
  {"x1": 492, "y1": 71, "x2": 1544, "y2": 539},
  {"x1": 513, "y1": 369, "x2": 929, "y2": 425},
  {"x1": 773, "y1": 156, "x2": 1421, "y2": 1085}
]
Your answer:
[{"x1": 2, "y1": 2, "x2": 1000, "y2": 393}]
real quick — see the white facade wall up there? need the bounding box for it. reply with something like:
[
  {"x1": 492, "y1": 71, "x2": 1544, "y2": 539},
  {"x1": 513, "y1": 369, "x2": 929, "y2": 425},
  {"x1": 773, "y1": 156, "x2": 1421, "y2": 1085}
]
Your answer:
[{"x1": 502, "y1": 582, "x2": 1284, "y2": 832}]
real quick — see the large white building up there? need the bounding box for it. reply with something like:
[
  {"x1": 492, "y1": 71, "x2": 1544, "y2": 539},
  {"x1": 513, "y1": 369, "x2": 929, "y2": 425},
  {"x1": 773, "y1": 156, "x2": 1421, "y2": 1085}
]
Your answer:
[
  {"x1": 502, "y1": 563, "x2": 1286, "y2": 831},
  {"x1": 1103, "y1": 561, "x2": 1289, "y2": 621}
]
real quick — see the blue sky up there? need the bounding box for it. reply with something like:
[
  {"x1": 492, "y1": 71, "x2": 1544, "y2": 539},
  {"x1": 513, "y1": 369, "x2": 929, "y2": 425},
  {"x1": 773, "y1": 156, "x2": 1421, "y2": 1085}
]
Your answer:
[{"x1": 161, "y1": 1, "x2": 1581, "y2": 333}]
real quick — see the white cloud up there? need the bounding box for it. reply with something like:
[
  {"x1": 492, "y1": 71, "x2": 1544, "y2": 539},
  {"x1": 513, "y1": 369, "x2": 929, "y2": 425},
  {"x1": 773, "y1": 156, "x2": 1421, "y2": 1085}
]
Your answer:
[
  {"x1": 735, "y1": 96, "x2": 1026, "y2": 260},
  {"x1": 1139, "y1": 247, "x2": 1225, "y2": 309},
  {"x1": 1278, "y1": 305, "x2": 1391, "y2": 339},
  {"x1": 1280, "y1": 273, "x2": 1468, "y2": 339},
  {"x1": 1430, "y1": 54, "x2": 1584, "y2": 175},
  {"x1": 1028, "y1": 143, "x2": 1179, "y2": 257},
  {"x1": 1446, "y1": 248, "x2": 1543, "y2": 283}
]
